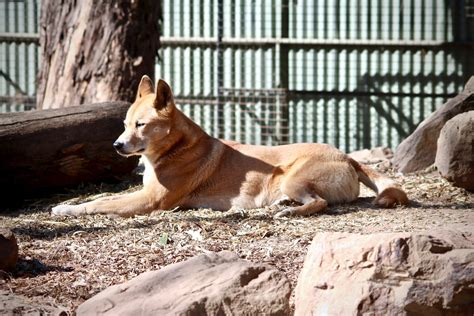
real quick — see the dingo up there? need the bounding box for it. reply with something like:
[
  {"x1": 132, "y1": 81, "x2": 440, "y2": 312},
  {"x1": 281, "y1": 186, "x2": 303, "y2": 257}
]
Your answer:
[{"x1": 52, "y1": 76, "x2": 408, "y2": 217}]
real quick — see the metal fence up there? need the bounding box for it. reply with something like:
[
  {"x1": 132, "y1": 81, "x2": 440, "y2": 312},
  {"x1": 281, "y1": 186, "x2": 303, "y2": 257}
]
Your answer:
[
  {"x1": 1, "y1": 0, "x2": 473, "y2": 152},
  {"x1": 0, "y1": 0, "x2": 39, "y2": 112},
  {"x1": 158, "y1": 0, "x2": 474, "y2": 151}
]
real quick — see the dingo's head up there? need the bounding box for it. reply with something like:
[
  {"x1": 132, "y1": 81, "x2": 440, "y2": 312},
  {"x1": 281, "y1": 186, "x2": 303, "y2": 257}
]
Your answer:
[{"x1": 113, "y1": 76, "x2": 175, "y2": 157}]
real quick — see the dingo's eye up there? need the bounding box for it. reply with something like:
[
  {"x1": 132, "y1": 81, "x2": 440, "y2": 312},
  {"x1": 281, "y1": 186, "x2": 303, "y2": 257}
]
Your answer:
[{"x1": 135, "y1": 121, "x2": 145, "y2": 128}]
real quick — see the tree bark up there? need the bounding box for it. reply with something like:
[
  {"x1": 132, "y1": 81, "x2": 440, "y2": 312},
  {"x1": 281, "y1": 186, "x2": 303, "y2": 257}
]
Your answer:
[
  {"x1": 0, "y1": 102, "x2": 138, "y2": 204},
  {"x1": 37, "y1": 0, "x2": 161, "y2": 109}
]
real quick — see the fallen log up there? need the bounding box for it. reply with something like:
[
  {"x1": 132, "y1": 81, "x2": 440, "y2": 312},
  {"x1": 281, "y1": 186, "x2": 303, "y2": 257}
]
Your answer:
[{"x1": 0, "y1": 102, "x2": 139, "y2": 205}]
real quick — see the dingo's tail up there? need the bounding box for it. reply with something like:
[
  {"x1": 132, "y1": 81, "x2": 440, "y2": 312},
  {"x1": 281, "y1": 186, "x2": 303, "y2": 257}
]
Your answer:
[{"x1": 349, "y1": 158, "x2": 408, "y2": 207}]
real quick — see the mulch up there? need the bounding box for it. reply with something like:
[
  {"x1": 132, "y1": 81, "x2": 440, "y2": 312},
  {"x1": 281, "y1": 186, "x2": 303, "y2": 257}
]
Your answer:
[{"x1": 1, "y1": 165, "x2": 472, "y2": 313}]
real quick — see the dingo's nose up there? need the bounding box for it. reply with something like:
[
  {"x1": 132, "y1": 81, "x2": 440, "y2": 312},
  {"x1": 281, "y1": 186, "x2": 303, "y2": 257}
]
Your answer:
[{"x1": 113, "y1": 141, "x2": 124, "y2": 150}]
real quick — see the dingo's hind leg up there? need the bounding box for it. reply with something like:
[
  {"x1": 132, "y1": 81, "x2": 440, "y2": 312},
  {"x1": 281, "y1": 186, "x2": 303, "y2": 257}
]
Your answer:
[
  {"x1": 274, "y1": 179, "x2": 328, "y2": 217},
  {"x1": 274, "y1": 194, "x2": 327, "y2": 218}
]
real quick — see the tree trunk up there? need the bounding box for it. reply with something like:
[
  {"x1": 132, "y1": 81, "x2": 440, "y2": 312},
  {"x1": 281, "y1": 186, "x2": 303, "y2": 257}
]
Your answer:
[
  {"x1": 0, "y1": 102, "x2": 138, "y2": 204},
  {"x1": 37, "y1": 0, "x2": 161, "y2": 109}
]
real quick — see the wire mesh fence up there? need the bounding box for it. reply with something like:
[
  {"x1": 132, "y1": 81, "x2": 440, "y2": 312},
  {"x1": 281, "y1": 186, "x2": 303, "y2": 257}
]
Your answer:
[
  {"x1": 0, "y1": 0, "x2": 39, "y2": 112},
  {"x1": 157, "y1": 0, "x2": 474, "y2": 151},
  {"x1": 1, "y1": 0, "x2": 473, "y2": 152}
]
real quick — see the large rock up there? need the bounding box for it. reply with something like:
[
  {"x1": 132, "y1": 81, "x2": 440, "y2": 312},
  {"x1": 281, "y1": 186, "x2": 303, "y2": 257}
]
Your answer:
[
  {"x1": 393, "y1": 76, "x2": 474, "y2": 173},
  {"x1": 435, "y1": 111, "x2": 474, "y2": 191},
  {"x1": 0, "y1": 291, "x2": 67, "y2": 315},
  {"x1": 295, "y1": 226, "x2": 474, "y2": 315},
  {"x1": 78, "y1": 251, "x2": 291, "y2": 315},
  {"x1": 0, "y1": 228, "x2": 18, "y2": 271}
]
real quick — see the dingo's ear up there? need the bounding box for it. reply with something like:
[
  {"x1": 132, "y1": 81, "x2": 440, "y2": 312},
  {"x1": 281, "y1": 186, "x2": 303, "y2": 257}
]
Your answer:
[
  {"x1": 154, "y1": 79, "x2": 174, "y2": 110},
  {"x1": 136, "y1": 75, "x2": 154, "y2": 100}
]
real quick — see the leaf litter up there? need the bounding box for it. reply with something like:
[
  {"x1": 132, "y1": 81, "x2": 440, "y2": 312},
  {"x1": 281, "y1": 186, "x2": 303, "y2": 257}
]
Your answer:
[{"x1": 0, "y1": 164, "x2": 472, "y2": 313}]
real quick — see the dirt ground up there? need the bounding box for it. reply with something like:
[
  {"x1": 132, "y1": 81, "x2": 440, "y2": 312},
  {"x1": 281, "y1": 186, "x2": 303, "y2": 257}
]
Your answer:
[{"x1": 1, "y1": 165, "x2": 473, "y2": 313}]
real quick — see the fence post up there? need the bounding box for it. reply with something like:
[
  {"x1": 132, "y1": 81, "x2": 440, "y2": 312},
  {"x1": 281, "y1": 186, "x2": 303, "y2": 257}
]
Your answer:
[
  {"x1": 280, "y1": 0, "x2": 290, "y2": 143},
  {"x1": 216, "y1": 0, "x2": 225, "y2": 139}
]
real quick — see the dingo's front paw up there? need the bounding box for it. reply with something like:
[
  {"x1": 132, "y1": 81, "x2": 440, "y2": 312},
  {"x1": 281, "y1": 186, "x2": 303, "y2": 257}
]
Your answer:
[{"x1": 51, "y1": 204, "x2": 82, "y2": 216}]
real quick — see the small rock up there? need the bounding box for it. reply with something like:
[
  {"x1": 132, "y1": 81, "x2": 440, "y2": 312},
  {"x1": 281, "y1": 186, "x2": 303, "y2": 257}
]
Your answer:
[
  {"x1": 0, "y1": 228, "x2": 18, "y2": 271},
  {"x1": 78, "y1": 251, "x2": 291, "y2": 315},
  {"x1": 435, "y1": 111, "x2": 474, "y2": 191},
  {"x1": 349, "y1": 146, "x2": 393, "y2": 164},
  {"x1": 295, "y1": 225, "x2": 474, "y2": 315},
  {"x1": 393, "y1": 76, "x2": 474, "y2": 173}
]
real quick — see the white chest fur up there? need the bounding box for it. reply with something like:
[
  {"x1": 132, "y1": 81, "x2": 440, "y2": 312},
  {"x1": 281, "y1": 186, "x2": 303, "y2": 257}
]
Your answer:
[{"x1": 142, "y1": 156, "x2": 156, "y2": 186}]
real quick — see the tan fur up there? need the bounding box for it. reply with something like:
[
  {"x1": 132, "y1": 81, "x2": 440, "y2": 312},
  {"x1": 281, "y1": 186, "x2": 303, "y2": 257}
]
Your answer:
[{"x1": 52, "y1": 77, "x2": 408, "y2": 217}]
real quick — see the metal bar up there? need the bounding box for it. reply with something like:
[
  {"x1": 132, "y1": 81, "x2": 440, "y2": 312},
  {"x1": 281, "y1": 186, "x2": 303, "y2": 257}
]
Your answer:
[
  {"x1": 334, "y1": 0, "x2": 340, "y2": 39},
  {"x1": 444, "y1": 0, "x2": 449, "y2": 41},
  {"x1": 388, "y1": 0, "x2": 393, "y2": 40},
  {"x1": 230, "y1": 0, "x2": 235, "y2": 38},
  {"x1": 363, "y1": 52, "x2": 371, "y2": 149},
  {"x1": 279, "y1": 0, "x2": 289, "y2": 143},
  {"x1": 216, "y1": 0, "x2": 224, "y2": 139},
  {"x1": 421, "y1": 0, "x2": 425, "y2": 41},
  {"x1": 24, "y1": 0, "x2": 29, "y2": 97},
  {"x1": 367, "y1": 0, "x2": 371, "y2": 39},
  {"x1": 334, "y1": 55, "x2": 340, "y2": 148},
  {"x1": 160, "y1": 36, "x2": 471, "y2": 48},
  {"x1": 251, "y1": 48, "x2": 257, "y2": 144},
  {"x1": 321, "y1": 0, "x2": 329, "y2": 144},
  {"x1": 0, "y1": 32, "x2": 39, "y2": 44},
  {"x1": 345, "y1": 49, "x2": 350, "y2": 152},
  {"x1": 178, "y1": 47, "x2": 184, "y2": 103},
  {"x1": 345, "y1": 0, "x2": 351, "y2": 150},
  {"x1": 199, "y1": 0, "x2": 204, "y2": 109},
  {"x1": 260, "y1": 51, "x2": 266, "y2": 145},
  {"x1": 292, "y1": 0, "x2": 297, "y2": 39},
  {"x1": 0, "y1": 95, "x2": 36, "y2": 103},
  {"x1": 288, "y1": 89, "x2": 457, "y2": 99},
  {"x1": 302, "y1": 0, "x2": 307, "y2": 39},
  {"x1": 33, "y1": 0, "x2": 38, "y2": 32},
  {"x1": 363, "y1": 0, "x2": 372, "y2": 148},
  {"x1": 188, "y1": 0, "x2": 195, "y2": 120},
  {"x1": 323, "y1": 49, "x2": 328, "y2": 144},
  {"x1": 223, "y1": 87, "x2": 287, "y2": 93},
  {"x1": 387, "y1": 0, "x2": 393, "y2": 148},
  {"x1": 324, "y1": 0, "x2": 328, "y2": 39},
  {"x1": 33, "y1": 0, "x2": 39, "y2": 88},
  {"x1": 355, "y1": 0, "x2": 361, "y2": 148},
  {"x1": 5, "y1": 0, "x2": 11, "y2": 102},
  {"x1": 410, "y1": 0, "x2": 415, "y2": 41},
  {"x1": 377, "y1": 0, "x2": 382, "y2": 39},
  {"x1": 237, "y1": 58, "x2": 243, "y2": 143},
  {"x1": 230, "y1": 30, "x2": 236, "y2": 141},
  {"x1": 399, "y1": 0, "x2": 404, "y2": 40},
  {"x1": 14, "y1": 0, "x2": 20, "y2": 111},
  {"x1": 376, "y1": 0, "x2": 382, "y2": 146},
  {"x1": 271, "y1": 0, "x2": 276, "y2": 38},
  {"x1": 432, "y1": 0, "x2": 437, "y2": 40}
]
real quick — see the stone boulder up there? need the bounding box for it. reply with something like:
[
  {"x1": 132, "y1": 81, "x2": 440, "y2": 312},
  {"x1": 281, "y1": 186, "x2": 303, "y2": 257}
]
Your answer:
[
  {"x1": 0, "y1": 291, "x2": 67, "y2": 315},
  {"x1": 78, "y1": 251, "x2": 291, "y2": 315},
  {"x1": 0, "y1": 228, "x2": 18, "y2": 271},
  {"x1": 435, "y1": 111, "x2": 474, "y2": 191},
  {"x1": 295, "y1": 225, "x2": 474, "y2": 315},
  {"x1": 393, "y1": 76, "x2": 474, "y2": 173}
]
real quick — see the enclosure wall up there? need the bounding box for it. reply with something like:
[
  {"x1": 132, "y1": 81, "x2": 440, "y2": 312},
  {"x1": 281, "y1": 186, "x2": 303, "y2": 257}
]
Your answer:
[{"x1": 1, "y1": 0, "x2": 473, "y2": 151}]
